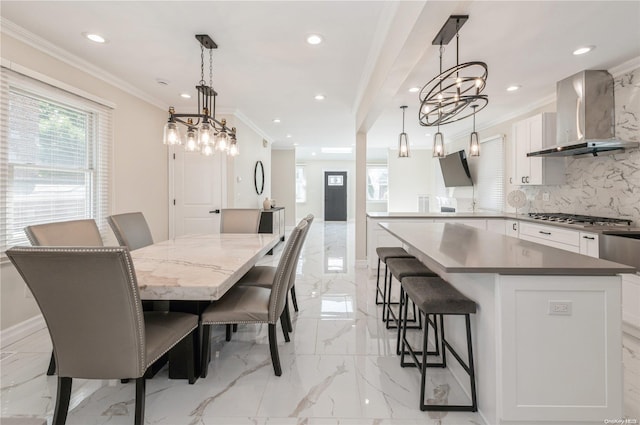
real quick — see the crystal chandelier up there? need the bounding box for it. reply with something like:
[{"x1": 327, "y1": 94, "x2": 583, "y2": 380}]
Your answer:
[
  {"x1": 162, "y1": 34, "x2": 238, "y2": 157},
  {"x1": 419, "y1": 15, "x2": 488, "y2": 128}
]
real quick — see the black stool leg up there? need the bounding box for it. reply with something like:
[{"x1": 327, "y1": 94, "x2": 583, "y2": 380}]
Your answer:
[
  {"x1": 466, "y1": 314, "x2": 478, "y2": 411},
  {"x1": 47, "y1": 352, "x2": 56, "y2": 376},
  {"x1": 375, "y1": 258, "x2": 383, "y2": 304},
  {"x1": 420, "y1": 310, "x2": 429, "y2": 411},
  {"x1": 52, "y1": 377, "x2": 72, "y2": 425},
  {"x1": 381, "y1": 263, "x2": 390, "y2": 322}
]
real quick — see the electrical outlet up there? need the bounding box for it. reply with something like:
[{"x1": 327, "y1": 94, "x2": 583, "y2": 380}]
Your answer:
[
  {"x1": 548, "y1": 300, "x2": 572, "y2": 316},
  {"x1": 542, "y1": 192, "x2": 550, "y2": 201}
]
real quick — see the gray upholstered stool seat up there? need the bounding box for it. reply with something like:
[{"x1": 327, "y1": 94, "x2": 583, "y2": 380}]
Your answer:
[
  {"x1": 399, "y1": 276, "x2": 478, "y2": 413},
  {"x1": 374, "y1": 247, "x2": 414, "y2": 307},
  {"x1": 386, "y1": 258, "x2": 437, "y2": 281},
  {"x1": 401, "y1": 276, "x2": 476, "y2": 315},
  {"x1": 376, "y1": 247, "x2": 413, "y2": 262}
]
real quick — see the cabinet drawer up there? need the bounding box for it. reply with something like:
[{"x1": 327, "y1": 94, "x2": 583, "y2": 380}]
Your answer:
[{"x1": 519, "y1": 222, "x2": 580, "y2": 247}]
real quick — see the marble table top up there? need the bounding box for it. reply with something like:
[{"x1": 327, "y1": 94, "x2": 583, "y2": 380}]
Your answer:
[{"x1": 131, "y1": 232, "x2": 280, "y2": 300}]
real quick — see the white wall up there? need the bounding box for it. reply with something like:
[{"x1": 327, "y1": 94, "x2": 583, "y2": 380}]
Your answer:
[
  {"x1": 224, "y1": 116, "x2": 271, "y2": 209},
  {"x1": 1, "y1": 34, "x2": 168, "y2": 330},
  {"x1": 387, "y1": 149, "x2": 435, "y2": 212},
  {"x1": 295, "y1": 160, "x2": 355, "y2": 221},
  {"x1": 271, "y1": 149, "x2": 296, "y2": 226}
]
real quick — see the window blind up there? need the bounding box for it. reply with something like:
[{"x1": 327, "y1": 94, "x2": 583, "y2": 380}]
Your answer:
[
  {"x1": 475, "y1": 135, "x2": 504, "y2": 212},
  {"x1": 0, "y1": 67, "x2": 112, "y2": 253}
]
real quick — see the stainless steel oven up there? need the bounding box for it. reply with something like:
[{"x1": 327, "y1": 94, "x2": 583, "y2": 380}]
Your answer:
[{"x1": 599, "y1": 231, "x2": 640, "y2": 271}]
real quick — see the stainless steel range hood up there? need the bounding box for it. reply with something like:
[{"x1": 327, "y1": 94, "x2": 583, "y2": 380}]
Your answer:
[{"x1": 527, "y1": 70, "x2": 638, "y2": 157}]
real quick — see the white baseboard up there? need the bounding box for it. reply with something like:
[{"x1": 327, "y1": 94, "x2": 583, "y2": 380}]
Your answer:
[
  {"x1": 1, "y1": 314, "x2": 46, "y2": 349},
  {"x1": 355, "y1": 259, "x2": 368, "y2": 269}
]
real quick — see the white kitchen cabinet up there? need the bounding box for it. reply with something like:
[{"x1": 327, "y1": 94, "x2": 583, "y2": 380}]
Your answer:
[
  {"x1": 487, "y1": 219, "x2": 507, "y2": 235},
  {"x1": 518, "y1": 221, "x2": 580, "y2": 252},
  {"x1": 512, "y1": 113, "x2": 565, "y2": 186},
  {"x1": 622, "y1": 273, "x2": 640, "y2": 332},
  {"x1": 579, "y1": 232, "x2": 599, "y2": 258},
  {"x1": 505, "y1": 220, "x2": 519, "y2": 238}
]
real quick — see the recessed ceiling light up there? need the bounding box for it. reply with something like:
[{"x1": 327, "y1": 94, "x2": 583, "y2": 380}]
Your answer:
[
  {"x1": 409, "y1": 87, "x2": 420, "y2": 93},
  {"x1": 306, "y1": 34, "x2": 323, "y2": 45},
  {"x1": 506, "y1": 85, "x2": 521, "y2": 92},
  {"x1": 180, "y1": 93, "x2": 191, "y2": 99},
  {"x1": 425, "y1": 133, "x2": 431, "y2": 137},
  {"x1": 311, "y1": 152, "x2": 317, "y2": 156},
  {"x1": 293, "y1": 143, "x2": 299, "y2": 146},
  {"x1": 273, "y1": 118, "x2": 281, "y2": 123},
  {"x1": 573, "y1": 45, "x2": 595, "y2": 55},
  {"x1": 83, "y1": 33, "x2": 106, "y2": 43},
  {"x1": 314, "y1": 94, "x2": 325, "y2": 101},
  {"x1": 286, "y1": 134, "x2": 292, "y2": 138}
]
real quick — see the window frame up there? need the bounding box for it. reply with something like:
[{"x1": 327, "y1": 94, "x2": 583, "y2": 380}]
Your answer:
[{"x1": 0, "y1": 65, "x2": 113, "y2": 256}]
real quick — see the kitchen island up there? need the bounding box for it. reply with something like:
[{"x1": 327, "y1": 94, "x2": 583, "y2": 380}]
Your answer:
[{"x1": 380, "y1": 221, "x2": 635, "y2": 425}]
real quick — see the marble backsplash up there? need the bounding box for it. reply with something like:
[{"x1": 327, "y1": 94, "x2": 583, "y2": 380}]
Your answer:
[{"x1": 522, "y1": 66, "x2": 640, "y2": 225}]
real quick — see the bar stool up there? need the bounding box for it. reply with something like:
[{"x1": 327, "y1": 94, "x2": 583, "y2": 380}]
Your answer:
[
  {"x1": 384, "y1": 257, "x2": 437, "y2": 331},
  {"x1": 400, "y1": 276, "x2": 477, "y2": 412},
  {"x1": 374, "y1": 247, "x2": 413, "y2": 311}
]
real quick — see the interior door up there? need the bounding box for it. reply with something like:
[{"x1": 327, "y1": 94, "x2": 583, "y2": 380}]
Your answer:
[
  {"x1": 324, "y1": 171, "x2": 347, "y2": 221},
  {"x1": 170, "y1": 147, "x2": 226, "y2": 238}
]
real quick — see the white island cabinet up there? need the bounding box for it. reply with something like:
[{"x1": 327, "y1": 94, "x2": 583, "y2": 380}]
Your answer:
[{"x1": 381, "y1": 222, "x2": 634, "y2": 425}]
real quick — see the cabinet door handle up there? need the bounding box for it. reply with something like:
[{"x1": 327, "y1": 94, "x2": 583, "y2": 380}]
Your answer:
[
  {"x1": 582, "y1": 236, "x2": 595, "y2": 240},
  {"x1": 209, "y1": 209, "x2": 220, "y2": 214},
  {"x1": 509, "y1": 177, "x2": 513, "y2": 184},
  {"x1": 525, "y1": 176, "x2": 530, "y2": 183},
  {"x1": 512, "y1": 223, "x2": 517, "y2": 231},
  {"x1": 521, "y1": 177, "x2": 525, "y2": 183},
  {"x1": 539, "y1": 231, "x2": 551, "y2": 236}
]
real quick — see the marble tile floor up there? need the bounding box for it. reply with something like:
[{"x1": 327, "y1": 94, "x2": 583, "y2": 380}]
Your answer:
[{"x1": 1, "y1": 222, "x2": 638, "y2": 425}]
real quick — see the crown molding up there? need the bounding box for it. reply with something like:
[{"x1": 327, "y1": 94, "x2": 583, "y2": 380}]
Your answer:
[
  {"x1": 1, "y1": 17, "x2": 166, "y2": 110},
  {"x1": 230, "y1": 109, "x2": 273, "y2": 144},
  {"x1": 610, "y1": 55, "x2": 640, "y2": 76}
]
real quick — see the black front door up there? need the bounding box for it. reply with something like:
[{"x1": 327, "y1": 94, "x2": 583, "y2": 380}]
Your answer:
[{"x1": 324, "y1": 171, "x2": 347, "y2": 221}]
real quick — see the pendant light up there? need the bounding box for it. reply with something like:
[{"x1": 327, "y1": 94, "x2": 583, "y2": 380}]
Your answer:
[
  {"x1": 469, "y1": 104, "x2": 480, "y2": 156},
  {"x1": 432, "y1": 110, "x2": 445, "y2": 157},
  {"x1": 163, "y1": 34, "x2": 238, "y2": 157},
  {"x1": 398, "y1": 105, "x2": 410, "y2": 158},
  {"x1": 418, "y1": 15, "x2": 488, "y2": 128}
]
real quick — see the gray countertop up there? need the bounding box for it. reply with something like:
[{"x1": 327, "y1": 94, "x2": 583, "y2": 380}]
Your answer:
[
  {"x1": 380, "y1": 222, "x2": 637, "y2": 275},
  {"x1": 368, "y1": 211, "x2": 639, "y2": 233}
]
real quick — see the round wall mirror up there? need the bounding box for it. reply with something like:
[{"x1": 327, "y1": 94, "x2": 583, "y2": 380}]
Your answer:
[{"x1": 254, "y1": 160, "x2": 264, "y2": 195}]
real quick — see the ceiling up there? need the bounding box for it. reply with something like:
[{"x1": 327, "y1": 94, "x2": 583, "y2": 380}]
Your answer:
[{"x1": 2, "y1": 1, "x2": 639, "y2": 162}]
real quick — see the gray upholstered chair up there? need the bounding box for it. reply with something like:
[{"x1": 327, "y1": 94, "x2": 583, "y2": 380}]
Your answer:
[
  {"x1": 25, "y1": 219, "x2": 103, "y2": 247},
  {"x1": 237, "y1": 214, "x2": 313, "y2": 327},
  {"x1": 220, "y1": 208, "x2": 262, "y2": 233},
  {"x1": 24, "y1": 219, "x2": 104, "y2": 376},
  {"x1": 200, "y1": 219, "x2": 308, "y2": 378},
  {"x1": 107, "y1": 212, "x2": 154, "y2": 251},
  {"x1": 6, "y1": 246, "x2": 198, "y2": 425}
]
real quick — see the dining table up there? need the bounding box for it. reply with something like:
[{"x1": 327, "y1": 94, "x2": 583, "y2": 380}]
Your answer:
[{"x1": 129, "y1": 231, "x2": 281, "y2": 380}]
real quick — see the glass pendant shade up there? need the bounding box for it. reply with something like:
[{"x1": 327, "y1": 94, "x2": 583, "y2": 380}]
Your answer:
[
  {"x1": 397, "y1": 105, "x2": 410, "y2": 158},
  {"x1": 228, "y1": 139, "x2": 239, "y2": 157},
  {"x1": 201, "y1": 143, "x2": 214, "y2": 156},
  {"x1": 398, "y1": 132, "x2": 410, "y2": 157},
  {"x1": 185, "y1": 128, "x2": 198, "y2": 152},
  {"x1": 163, "y1": 121, "x2": 182, "y2": 145},
  {"x1": 199, "y1": 122, "x2": 213, "y2": 146},
  {"x1": 469, "y1": 104, "x2": 480, "y2": 156},
  {"x1": 469, "y1": 131, "x2": 480, "y2": 156},
  {"x1": 432, "y1": 131, "x2": 445, "y2": 157},
  {"x1": 216, "y1": 131, "x2": 228, "y2": 151}
]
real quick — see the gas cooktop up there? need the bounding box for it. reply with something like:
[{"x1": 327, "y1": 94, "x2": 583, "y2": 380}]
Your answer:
[{"x1": 527, "y1": 213, "x2": 632, "y2": 226}]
